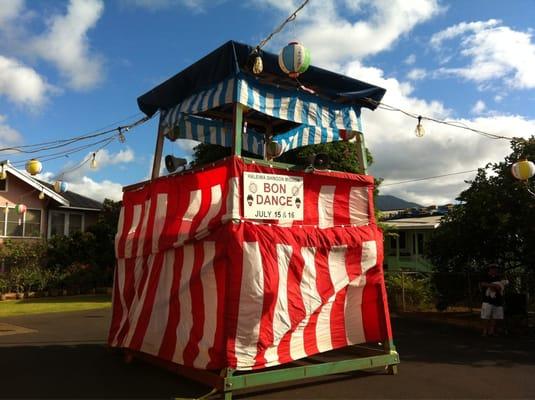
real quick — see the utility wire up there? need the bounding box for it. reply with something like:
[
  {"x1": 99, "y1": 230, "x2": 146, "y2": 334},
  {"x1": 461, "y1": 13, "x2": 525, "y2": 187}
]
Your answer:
[
  {"x1": 381, "y1": 169, "x2": 479, "y2": 187},
  {"x1": 255, "y1": 0, "x2": 310, "y2": 51},
  {"x1": 12, "y1": 135, "x2": 117, "y2": 167},
  {"x1": 0, "y1": 114, "x2": 149, "y2": 155}
]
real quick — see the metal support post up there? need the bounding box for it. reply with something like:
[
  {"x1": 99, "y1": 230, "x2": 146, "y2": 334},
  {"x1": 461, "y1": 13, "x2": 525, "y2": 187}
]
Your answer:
[
  {"x1": 151, "y1": 129, "x2": 165, "y2": 180},
  {"x1": 401, "y1": 271, "x2": 406, "y2": 312},
  {"x1": 232, "y1": 103, "x2": 244, "y2": 156},
  {"x1": 355, "y1": 132, "x2": 368, "y2": 174}
]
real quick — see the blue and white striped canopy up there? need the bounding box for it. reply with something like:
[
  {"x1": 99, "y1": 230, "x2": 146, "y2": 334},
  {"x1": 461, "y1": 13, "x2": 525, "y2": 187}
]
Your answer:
[
  {"x1": 159, "y1": 76, "x2": 362, "y2": 156},
  {"x1": 166, "y1": 113, "x2": 265, "y2": 156}
]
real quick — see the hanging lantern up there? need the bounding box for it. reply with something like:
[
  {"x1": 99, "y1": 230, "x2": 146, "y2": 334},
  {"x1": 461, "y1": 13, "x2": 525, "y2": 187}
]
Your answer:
[
  {"x1": 15, "y1": 204, "x2": 27, "y2": 225},
  {"x1": 511, "y1": 159, "x2": 535, "y2": 181},
  {"x1": 266, "y1": 141, "x2": 283, "y2": 159},
  {"x1": 25, "y1": 159, "x2": 42, "y2": 175},
  {"x1": 38, "y1": 190, "x2": 45, "y2": 200},
  {"x1": 54, "y1": 180, "x2": 68, "y2": 193},
  {"x1": 90, "y1": 153, "x2": 98, "y2": 169},
  {"x1": 278, "y1": 42, "x2": 311, "y2": 79}
]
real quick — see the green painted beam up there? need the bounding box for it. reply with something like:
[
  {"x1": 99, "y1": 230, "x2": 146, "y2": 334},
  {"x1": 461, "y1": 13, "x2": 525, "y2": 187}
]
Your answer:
[
  {"x1": 242, "y1": 156, "x2": 299, "y2": 170},
  {"x1": 224, "y1": 352, "x2": 399, "y2": 391},
  {"x1": 232, "y1": 103, "x2": 244, "y2": 156}
]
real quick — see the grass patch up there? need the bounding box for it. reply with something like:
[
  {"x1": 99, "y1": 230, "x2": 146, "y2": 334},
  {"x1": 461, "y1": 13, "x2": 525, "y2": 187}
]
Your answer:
[{"x1": 0, "y1": 295, "x2": 111, "y2": 318}]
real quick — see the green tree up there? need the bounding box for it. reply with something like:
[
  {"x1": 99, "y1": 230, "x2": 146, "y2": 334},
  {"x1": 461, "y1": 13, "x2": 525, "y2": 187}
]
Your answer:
[
  {"x1": 192, "y1": 140, "x2": 372, "y2": 174},
  {"x1": 427, "y1": 136, "x2": 535, "y2": 273}
]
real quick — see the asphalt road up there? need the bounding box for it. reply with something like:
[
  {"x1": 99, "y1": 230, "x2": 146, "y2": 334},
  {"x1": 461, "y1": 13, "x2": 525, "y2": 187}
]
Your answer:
[{"x1": 0, "y1": 309, "x2": 534, "y2": 399}]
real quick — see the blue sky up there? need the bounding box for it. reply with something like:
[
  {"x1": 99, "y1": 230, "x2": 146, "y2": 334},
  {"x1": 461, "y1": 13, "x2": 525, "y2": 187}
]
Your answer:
[{"x1": 1, "y1": 0, "x2": 534, "y2": 205}]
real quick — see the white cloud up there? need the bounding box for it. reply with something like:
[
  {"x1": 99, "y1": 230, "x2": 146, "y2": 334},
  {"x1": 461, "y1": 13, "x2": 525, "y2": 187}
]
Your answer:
[
  {"x1": 431, "y1": 19, "x2": 535, "y2": 89},
  {"x1": 0, "y1": 0, "x2": 25, "y2": 26},
  {"x1": 430, "y1": 19, "x2": 500, "y2": 47},
  {"x1": 343, "y1": 61, "x2": 533, "y2": 205},
  {"x1": 123, "y1": 0, "x2": 219, "y2": 12},
  {"x1": 67, "y1": 177, "x2": 124, "y2": 202},
  {"x1": 257, "y1": 0, "x2": 442, "y2": 66},
  {"x1": 34, "y1": 148, "x2": 135, "y2": 202},
  {"x1": 61, "y1": 147, "x2": 135, "y2": 181},
  {"x1": 471, "y1": 100, "x2": 486, "y2": 115},
  {"x1": 0, "y1": 55, "x2": 51, "y2": 106},
  {"x1": 175, "y1": 139, "x2": 198, "y2": 159},
  {"x1": 93, "y1": 148, "x2": 135, "y2": 168},
  {"x1": 0, "y1": 115, "x2": 22, "y2": 145},
  {"x1": 404, "y1": 54, "x2": 416, "y2": 65},
  {"x1": 407, "y1": 68, "x2": 427, "y2": 80},
  {"x1": 32, "y1": 0, "x2": 104, "y2": 90}
]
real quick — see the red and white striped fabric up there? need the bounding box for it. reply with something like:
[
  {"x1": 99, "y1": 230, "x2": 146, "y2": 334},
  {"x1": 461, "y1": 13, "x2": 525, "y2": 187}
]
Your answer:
[{"x1": 109, "y1": 157, "x2": 392, "y2": 371}]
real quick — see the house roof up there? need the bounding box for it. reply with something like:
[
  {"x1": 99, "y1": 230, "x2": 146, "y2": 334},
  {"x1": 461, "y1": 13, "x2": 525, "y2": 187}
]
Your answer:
[
  {"x1": 1, "y1": 161, "x2": 102, "y2": 211},
  {"x1": 38, "y1": 180, "x2": 102, "y2": 211},
  {"x1": 3, "y1": 163, "x2": 69, "y2": 206},
  {"x1": 383, "y1": 216, "x2": 442, "y2": 230}
]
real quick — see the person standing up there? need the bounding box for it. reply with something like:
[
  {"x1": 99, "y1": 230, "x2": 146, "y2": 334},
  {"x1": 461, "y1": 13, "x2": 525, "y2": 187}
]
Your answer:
[{"x1": 480, "y1": 264, "x2": 508, "y2": 336}]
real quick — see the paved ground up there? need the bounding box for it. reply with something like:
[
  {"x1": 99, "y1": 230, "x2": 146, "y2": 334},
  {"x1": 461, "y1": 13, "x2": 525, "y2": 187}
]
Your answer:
[{"x1": 0, "y1": 309, "x2": 534, "y2": 399}]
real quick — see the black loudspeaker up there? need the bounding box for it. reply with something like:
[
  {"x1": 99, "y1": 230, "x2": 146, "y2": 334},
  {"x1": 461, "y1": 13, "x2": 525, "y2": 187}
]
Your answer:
[
  {"x1": 165, "y1": 155, "x2": 187, "y2": 173},
  {"x1": 308, "y1": 153, "x2": 330, "y2": 169}
]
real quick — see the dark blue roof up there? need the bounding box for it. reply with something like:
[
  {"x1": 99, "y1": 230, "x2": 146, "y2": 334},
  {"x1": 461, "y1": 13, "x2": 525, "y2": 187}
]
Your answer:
[{"x1": 137, "y1": 40, "x2": 386, "y2": 117}]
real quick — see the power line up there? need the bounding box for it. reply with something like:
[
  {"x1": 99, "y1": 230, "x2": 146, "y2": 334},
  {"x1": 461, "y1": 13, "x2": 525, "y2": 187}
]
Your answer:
[
  {"x1": 381, "y1": 169, "x2": 479, "y2": 187},
  {"x1": 0, "y1": 113, "x2": 149, "y2": 155},
  {"x1": 255, "y1": 0, "x2": 310, "y2": 51}
]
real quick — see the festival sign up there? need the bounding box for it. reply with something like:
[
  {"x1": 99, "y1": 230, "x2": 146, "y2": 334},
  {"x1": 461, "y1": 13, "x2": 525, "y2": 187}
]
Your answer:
[{"x1": 243, "y1": 171, "x2": 304, "y2": 220}]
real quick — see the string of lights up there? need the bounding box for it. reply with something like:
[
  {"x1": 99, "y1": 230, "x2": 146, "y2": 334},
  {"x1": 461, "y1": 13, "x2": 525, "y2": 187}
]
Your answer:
[
  {"x1": 11, "y1": 135, "x2": 117, "y2": 168},
  {"x1": 364, "y1": 97, "x2": 516, "y2": 141},
  {"x1": 53, "y1": 137, "x2": 117, "y2": 180},
  {"x1": 0, "y1": 113, "x2": 149, "y2": 155}
]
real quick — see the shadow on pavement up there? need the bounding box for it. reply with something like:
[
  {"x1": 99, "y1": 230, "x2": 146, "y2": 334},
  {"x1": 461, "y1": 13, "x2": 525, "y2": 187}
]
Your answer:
[
  {"x1": 0, "y1": 344, "x2": 208, "y2": 399},
  {"x1": 393, "y1": 317, "x2": 535, "y2": 368}
]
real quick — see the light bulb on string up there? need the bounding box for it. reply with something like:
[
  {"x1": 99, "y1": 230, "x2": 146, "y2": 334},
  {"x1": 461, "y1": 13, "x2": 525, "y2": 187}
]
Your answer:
[
  {"x1": 38, "y1": 189, "x2": 45, "y2": 200},
  {"x1": 118, "y1": 128, "x2": 126, "y2": 143},
  {"x1": 90, "y1": 153, "x2": 97, "y2": 169},
  {"x1": 415, "y1": 115, "x2": 425, "y2": 138}
]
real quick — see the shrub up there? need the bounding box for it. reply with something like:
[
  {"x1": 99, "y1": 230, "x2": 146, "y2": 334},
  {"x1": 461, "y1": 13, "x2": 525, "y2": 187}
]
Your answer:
[
  {"x1": 0, "y1": 276, "x2": 8, "y2": 294},
  {"x1": 386, "y1": 272, "x2": 434, "y2": 311},
  {"x1": 0, "y1": 239, "x2": 46, "y2": 271}
]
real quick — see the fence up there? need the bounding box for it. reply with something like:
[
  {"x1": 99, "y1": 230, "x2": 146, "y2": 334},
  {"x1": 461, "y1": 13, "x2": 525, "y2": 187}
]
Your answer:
[{"x1": 385, "y1": 270, "x2": 535, "y2": 315}]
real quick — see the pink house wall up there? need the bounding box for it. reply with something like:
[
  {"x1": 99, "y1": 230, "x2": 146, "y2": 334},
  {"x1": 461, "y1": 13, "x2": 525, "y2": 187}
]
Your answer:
[{"x1": 0, "y1": 173, "x2": 48, "y2": 237}]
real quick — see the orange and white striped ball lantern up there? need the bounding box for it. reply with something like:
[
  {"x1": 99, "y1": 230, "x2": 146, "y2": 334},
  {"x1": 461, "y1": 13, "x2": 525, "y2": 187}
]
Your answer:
[
  {"x1": 25, "y1": 159, "x2": 42, "y2": 175},
  {"x1": 511, "y1": 159, "x2": 535, "y2": 181}
]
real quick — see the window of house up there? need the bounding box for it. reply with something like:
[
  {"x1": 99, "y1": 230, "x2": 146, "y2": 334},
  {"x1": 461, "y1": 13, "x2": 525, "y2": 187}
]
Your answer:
[
  {"x1": 25, "y1": 210, "x2": 42, "y2": 237},
  {"x1": 0, "y1": 208, "x2": 5, "y2": 235},
  {"x1": 49, "y1": 211, "x2": 84, "y2": 237},
  {"x1": 68, "y1": 214, "x2": 83, "y2": 235},
  {"x1": 398, "y1": 231, "x2": 406, "y2": 249},
  {"x1": 0, "y1": 177, "x2": 6, "y2": 192},
  {"x1": 50, "y1": 212, "x2": 66, "y2": 236},
  {"x1": 0, "y1": 207, "x2": 41, "y2": 237},
  {"x1": 6, "y1": 208, "x2": 23, "y2": 237},
  {"x1": 412, "y1": 232, "x2": 425, "y2": 255}
]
